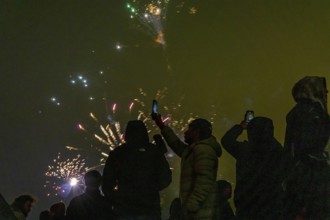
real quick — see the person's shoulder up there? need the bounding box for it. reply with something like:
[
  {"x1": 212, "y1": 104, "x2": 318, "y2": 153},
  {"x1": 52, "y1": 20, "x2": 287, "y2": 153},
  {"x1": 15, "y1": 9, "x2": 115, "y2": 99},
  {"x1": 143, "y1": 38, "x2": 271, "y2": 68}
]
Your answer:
[
  {"x1": 68, "y1": 193, "x2": 85, "y2": 204},
  {"x1": 193, "y1": 141, "x2": 217, "y2": 153},
  {"x1": 111, "y1": 144, "x2": 127, "y2": 154},
  {"x1": 290, "y1": 101, "x2": 326, "y2": 120}
]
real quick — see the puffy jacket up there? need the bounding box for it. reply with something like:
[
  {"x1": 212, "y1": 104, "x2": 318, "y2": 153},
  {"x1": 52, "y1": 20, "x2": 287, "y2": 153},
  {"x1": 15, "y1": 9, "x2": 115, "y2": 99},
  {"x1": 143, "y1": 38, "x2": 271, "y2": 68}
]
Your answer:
[{"x1": 161, "y1": 126, "x2": 222, "y2": 219}]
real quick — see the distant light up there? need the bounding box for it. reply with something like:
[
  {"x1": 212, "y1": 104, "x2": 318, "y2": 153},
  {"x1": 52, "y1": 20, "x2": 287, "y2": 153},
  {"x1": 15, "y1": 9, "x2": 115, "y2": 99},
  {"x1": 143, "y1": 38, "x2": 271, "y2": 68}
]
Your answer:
[
  {"x1": 70, "y1": 177, "x2": 78, "y2": 186},
  {"x1": 51, "y1": 97, "x2": 56, "y2": 102},
  {"x1": 154, "y1": 8, "x2": 161, "y2": 15},
  {"x1": 89, "y1": 97, "x2": 94, "y2": 100},
  {"x1": 189, "y1": 7, "x2": 197, "y2": 14},
  {"x1": 78, "y1": 76, "x2": 83, "y2": 80},
  {"x1": 116, "y1": 44, "x2": 122, "y2": 50},
  {"x1": 99, "y1": 71, "x2": 103, "y2": 74},
  {"x1": 71, "y1": 80, "x2": 76, "y2": 84}
]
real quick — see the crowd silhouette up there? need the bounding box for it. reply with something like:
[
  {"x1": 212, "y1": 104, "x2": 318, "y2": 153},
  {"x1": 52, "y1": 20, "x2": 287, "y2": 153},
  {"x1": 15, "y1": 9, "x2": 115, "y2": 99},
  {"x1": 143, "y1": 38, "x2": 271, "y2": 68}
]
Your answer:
[{"x1": 0, "y1": 76, "x2": 329, "y2": 220}]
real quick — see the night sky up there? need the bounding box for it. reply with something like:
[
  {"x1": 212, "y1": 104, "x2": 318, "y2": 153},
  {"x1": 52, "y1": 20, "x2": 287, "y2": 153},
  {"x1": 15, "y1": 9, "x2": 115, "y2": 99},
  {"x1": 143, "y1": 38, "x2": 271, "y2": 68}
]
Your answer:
[{"x1": 1, "y1": 0, "x2": 330, "y2": 219}]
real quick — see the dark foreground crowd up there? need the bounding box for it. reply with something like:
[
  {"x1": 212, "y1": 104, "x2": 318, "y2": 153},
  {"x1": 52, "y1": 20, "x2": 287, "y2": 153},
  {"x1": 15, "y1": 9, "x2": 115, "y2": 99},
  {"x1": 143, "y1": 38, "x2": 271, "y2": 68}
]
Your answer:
[{"x1": 1, "y1": 76, "x2": 329, "y2": 220}]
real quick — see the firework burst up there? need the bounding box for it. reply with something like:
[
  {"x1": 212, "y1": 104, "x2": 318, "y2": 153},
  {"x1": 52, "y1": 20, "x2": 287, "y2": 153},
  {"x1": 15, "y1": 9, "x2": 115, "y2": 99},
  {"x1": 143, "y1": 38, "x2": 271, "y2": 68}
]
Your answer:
[
  {"x1": 127, "y1": 0, "x2": 169, "y2": 46},
  {"x1": 77, "y1": 112, "x2": 125, "y2": 164},
  {"x1": 44, "y1": 153, "x2": 88, "y2": 198}
]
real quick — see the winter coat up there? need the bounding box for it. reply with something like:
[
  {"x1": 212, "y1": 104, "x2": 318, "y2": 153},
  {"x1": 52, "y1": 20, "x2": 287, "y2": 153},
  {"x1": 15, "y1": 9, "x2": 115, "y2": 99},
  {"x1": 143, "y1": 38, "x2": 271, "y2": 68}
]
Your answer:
[
  {"x1": 161, "y1": 126, "x2": 222, "y2": 220},
  {"x1": 102, "y1": 142, "x2": 172, "y2": 219},
  {"x1": 221, "y1": 118, "x2": 284, "y2": 219},
  {"x1": 283, "y1": 82, "x2": 330, "y2": 219},
  {"x1": 284, "y1": 98, "x2": 330, "y2": 162},
  {"x1": 282, "y1": 76, "x2": 330, "y2": 219},
  {"x1": 66, "y1": 189, "x2": 113, "y2": 220}
]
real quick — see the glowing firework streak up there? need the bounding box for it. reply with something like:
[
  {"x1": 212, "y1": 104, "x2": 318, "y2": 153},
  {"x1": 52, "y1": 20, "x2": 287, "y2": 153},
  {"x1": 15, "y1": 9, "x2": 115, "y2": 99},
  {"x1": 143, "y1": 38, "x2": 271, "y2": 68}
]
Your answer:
[
  {"x1": 90, "y1": 112, "x2": 99, "y2": 123},
  {"x1": 129, "y1": 102, "x2": 134, "y2": 112},
  {"x1": 66, "y1": 146, "x2": 79, "y2": 151},
  {"x1": 112, "y1": 103, "x2": 117, "y2": 114},
  {"x1": 77, "y1": 124, "x2": 86, "y2": 132}
]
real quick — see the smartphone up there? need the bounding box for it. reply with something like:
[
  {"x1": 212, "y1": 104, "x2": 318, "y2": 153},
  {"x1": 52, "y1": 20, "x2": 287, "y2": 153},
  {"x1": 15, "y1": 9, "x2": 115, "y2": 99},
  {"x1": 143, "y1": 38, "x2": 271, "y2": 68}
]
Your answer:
[
  {"x1": 152, "y1": 100, "x2": 158, "y2": 115},
  {"x1": 245, "y1": 110, "x2": 254, "y2": 124}
]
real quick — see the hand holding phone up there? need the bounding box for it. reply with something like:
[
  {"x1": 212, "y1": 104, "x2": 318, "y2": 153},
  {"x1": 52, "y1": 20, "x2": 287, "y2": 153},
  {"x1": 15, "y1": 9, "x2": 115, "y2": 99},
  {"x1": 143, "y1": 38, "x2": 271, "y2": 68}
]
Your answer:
[
  {"x1": 245, "y1": 110, "x2": 254, "y2": 124},
  {"x1": 151, "y1": 100, "x2": 165, "y2": 129},
  {"x1": 152, "y1": 99, "x2": 158, "y2": 115}
]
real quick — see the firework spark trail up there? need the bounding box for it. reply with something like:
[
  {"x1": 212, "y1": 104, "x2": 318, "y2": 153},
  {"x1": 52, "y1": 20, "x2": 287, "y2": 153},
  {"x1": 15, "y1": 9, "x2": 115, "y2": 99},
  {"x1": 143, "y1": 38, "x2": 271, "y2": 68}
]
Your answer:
[{"x1": 90, "y1": 112, "x2": 99, "y2": 123}]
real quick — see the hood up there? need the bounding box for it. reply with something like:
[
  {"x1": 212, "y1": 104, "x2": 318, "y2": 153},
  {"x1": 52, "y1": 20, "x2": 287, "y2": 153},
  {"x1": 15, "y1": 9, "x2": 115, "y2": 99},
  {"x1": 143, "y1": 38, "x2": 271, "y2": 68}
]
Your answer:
[
  {"x1": 292, "y1": 76, "x2": 328, "y2": 113},
  {"x1": 124, "y1": 120, "x2": 149, "y2": 146},
  {"x1": 247, "y1": 117, "x2": 274, "y2": 145},
  {"x1": 198, "y1": 135, "x2": 222, "y2": 157}
]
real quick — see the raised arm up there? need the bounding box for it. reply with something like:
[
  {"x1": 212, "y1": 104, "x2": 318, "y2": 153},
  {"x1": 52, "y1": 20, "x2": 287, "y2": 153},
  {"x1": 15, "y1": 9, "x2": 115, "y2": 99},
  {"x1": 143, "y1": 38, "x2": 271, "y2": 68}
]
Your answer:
[
  {"x1": 221, "y1": 124, "x2": 245, "y2": 158},
  {"x1": 161, "y1": 126, "x2": 188, "y2": 157}
]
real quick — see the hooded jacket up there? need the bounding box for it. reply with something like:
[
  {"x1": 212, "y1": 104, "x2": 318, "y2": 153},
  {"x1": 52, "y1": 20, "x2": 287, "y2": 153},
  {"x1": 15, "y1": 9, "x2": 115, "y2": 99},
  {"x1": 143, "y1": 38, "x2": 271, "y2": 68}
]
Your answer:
[
  {"x1": 221, "y1": 117, "x2": 283, "y2": 219},
  {"x1": 102, "y1": 120, "x2": 172, "y2": 219},
  {"x1": 161, "y1": 126, "x2": 222, "y2": 219},
  {"x1": 284, "y1": 76, "x2": 330, "y2": 161},
  {"x1": 283, "y1": 76, "x2": 330, "y2": 219},
  {"x1": 102, "y1": 143, "x2": 172, "y2": 218}
]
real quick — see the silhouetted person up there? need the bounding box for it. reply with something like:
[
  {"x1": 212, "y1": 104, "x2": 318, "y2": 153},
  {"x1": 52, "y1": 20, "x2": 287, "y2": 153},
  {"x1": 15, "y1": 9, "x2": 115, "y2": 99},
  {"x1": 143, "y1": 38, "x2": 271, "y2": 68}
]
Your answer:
[
  {"x1": 283, "y1": 76, "x2": 330, "y2": 219},
  {"x1": 221, "y1": 117, "x2": 283, "y2": 219},
  {"x1": 167, "y1": 197, "x2": 181, "y2": 220},
  {"x1": 50, "y1": 202, "x2": 65, "y2": 220},
  {"x1": 102, "y1": 120, "x2": 172, "y2": 220},
  {"x1": 10, "y1": 194, "x2": 36, "y2": 220},
  {"x1": 66, "y1": 170, "x2": 113, "y2": 220},
  {"x1": 39, "y1": 210, "x2": 52, "y2": 220},
  {"x1": 216, "y1": 180, "x2": 235, "y2": 220},
  {"x1": 153, "y1": 115, "x2": 222, "y2": 220}
]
